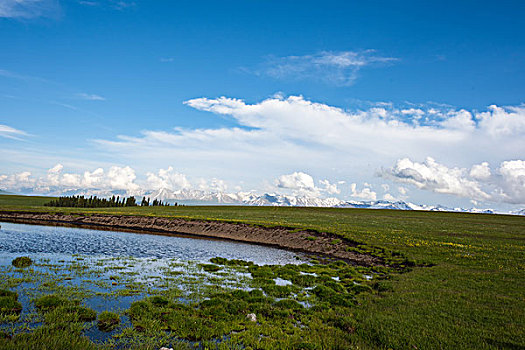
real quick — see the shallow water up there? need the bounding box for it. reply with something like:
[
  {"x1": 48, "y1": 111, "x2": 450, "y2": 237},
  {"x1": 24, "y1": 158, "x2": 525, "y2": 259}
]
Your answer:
[
  {"x1": 0, "y1": 222, "x2": 311, "y2": 344},
  {"x1": 0, "y1": 222, "x2": 308, "y2": 265}
]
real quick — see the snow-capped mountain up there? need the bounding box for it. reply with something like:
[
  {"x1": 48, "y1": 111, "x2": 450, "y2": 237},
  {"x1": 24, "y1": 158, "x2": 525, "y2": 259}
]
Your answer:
[
  {"x1": 142, "y1": 188, "x2": 519, "y2": 215},
  {"x1": 146, "y1": 188, "x2": 344, "y2": 207},
  {"x1": 336, "y1": 200, "x2": 414, "y2": 210},
  {"x1": 9, "y1": 186, "x2": 523, "y2": 215},
  {"x1": 511, "y1": 208, "x2": 525, "y2": 216}
]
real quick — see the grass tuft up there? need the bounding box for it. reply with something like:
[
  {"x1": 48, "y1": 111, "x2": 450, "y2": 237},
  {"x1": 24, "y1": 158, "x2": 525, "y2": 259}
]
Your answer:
[{"x1": 11, "y1": 256, "x2": 32, "y2": 268}]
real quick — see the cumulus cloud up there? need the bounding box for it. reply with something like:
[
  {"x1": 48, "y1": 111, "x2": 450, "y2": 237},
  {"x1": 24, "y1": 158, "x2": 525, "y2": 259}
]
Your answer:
[
  {"x1": 497, "y1": 160, "x2": 525, "y2": 204},
  {"x1": 0, "y1": 0, "x2": 60, "y2": 18},
  {"x1": 274, "y1": 172, "x2": 344, "y2": 197},
  {"x1": 180, "y1": 95, "x2": 473, "y2": 158},
  {"x1": 0, "y1": 172, "x2": 35, "y2": 190},
  {"x1": 8, "y1": 164, "x2": 141, "y2": 195},
  {"x1": 82, "y1": 168, "x2": 106, "y2": 188},
  {"x1": 253, "y1": 50, "x2": 398, "y2": 86},
  {"x1": 92, "y1": 95, "x2": 525, "y2": 207},
  {"x1": 350, "y1": 183, "x2": 377, "y2": 201},
  {"x1": 319, "y1": 179, "x2": 343, "y2": 195},
  {"x1": 1, "y1": 164, "x2": 230, "y2": 197},
  {"x1": 182, "y1": 95, "x2": 525, "y2": 153},
  {"x1": 197, "y1": 178, "x2": 228, "y2": 192},
  {"x1": 398, "y1": 186, "x2": 408, "y2": 195},
  {"x1": 106, "y1": 166, "x2": 139, "y2": 192},
  {"x1": 383, "y1": 157, "x2": 525, "y2": 204},
  {"x1": 477, "y1": 105, "x2": 525, "y2": 137},
  {"x1": 276, "y1": 172, "x2": 319, "y2": 196},
  {"x1": 4, "y1": 94, "x2": 523, "y2": 208},
  {"x1": 0, "y1": 124, "x2": 28, "y2": 140},
  {"x1": 469, "y1": 162, "x2": 491, "y2": 180},
  {"x1": 382, "y1": 157, "x2": 491, "y2": 201},
  {"x1": 146, "y1": 167, "x2": 191, "y2": 191},
  {"x1": 383, "y1": 193, "x2": 396, "y2": 201}
]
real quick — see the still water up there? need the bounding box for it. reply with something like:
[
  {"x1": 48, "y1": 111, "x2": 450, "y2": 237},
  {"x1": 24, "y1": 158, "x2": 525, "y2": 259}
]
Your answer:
[
  {"x1": 0, "y1": 221, "x2": 307, "y2": 265},
  {"x1": 0, "y1": 221, "x2": 309, "y2": 344}
]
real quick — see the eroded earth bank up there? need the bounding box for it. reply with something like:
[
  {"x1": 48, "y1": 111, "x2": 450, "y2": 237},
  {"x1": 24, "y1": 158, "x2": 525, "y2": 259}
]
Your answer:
[{"x1": 0, "y1": 211, "x2": 383, "y2": 266}]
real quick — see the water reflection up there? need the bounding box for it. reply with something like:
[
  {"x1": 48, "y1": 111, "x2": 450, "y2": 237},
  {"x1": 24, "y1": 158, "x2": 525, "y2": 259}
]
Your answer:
[{"x1": 0, "y1": 222, "x2": 307, "y2": 265}]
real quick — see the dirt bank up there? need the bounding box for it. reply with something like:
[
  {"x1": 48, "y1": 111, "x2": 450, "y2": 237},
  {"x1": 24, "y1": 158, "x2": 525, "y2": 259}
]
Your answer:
[{"x1": 0, "y1": 211, "x2": 383, "y2": 266}]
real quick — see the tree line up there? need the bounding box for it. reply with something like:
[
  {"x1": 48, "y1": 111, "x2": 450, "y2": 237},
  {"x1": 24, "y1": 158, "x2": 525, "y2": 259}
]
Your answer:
[
  {"x1": 44, "y1": 195, "x2": 176, "y2": 208},
  {"x1": 140, "y1": 197, "x2": 172, "y2": 207}
]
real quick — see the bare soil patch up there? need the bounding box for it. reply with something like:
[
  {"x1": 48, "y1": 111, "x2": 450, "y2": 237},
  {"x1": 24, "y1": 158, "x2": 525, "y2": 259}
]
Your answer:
[{"x1": 0, "y1": 211, "x2": 383, "y2": 266}]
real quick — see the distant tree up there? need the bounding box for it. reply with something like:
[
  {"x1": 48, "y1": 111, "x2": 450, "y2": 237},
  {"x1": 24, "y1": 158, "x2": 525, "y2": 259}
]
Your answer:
[
  {"x1": 44, "y1": 195, "x2": 138, "y2": 208},
  {"x1": 125, "y1": 196, "x2": 137, "y2": 207}
]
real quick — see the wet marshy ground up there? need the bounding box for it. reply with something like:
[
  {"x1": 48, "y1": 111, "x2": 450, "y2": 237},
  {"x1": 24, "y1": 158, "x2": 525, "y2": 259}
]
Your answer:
[{"x1": 0, "y1": 222, "x2": 388, "y2": 349}]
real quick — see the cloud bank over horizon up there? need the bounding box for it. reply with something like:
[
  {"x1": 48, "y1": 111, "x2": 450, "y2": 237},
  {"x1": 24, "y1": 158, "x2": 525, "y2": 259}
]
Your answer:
[
  {"x1": 1, "y1": 157, "x2": 524, "y2": 210},
  {"x1": 2, "y1": 95, "x2": 524, "y2": 209}
]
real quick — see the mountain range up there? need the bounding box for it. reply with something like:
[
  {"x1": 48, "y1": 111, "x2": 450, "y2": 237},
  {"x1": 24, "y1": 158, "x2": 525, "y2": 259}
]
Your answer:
[
  {"x1": 144, "y1": 188, "x2": 524, "y2": 215},
  {"x1": 7, "y1": 187, "x2": 524, "y2": 215}
]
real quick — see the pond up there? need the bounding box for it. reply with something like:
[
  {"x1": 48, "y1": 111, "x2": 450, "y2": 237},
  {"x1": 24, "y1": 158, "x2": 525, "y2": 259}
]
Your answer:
[
  {"x1": 0, "y1": 222, "x2": 309, "y2": 265},
  {"x1": 0, "y1": 221, "x2": 379, "y2": 349},
  {"x1": 0, "y1": 221, "x2": 311, "y2": 345}
]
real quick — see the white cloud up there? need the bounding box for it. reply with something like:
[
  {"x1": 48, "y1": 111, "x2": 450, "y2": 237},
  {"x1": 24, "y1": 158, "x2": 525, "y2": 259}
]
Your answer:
[
  {"x1": 0, "y1": 124, "x2": 28, "y2": 140},
  {"x1": 46, "y1": 163, "x2": 64, "y2": 186},
  {"x1": 470, "y1": 162, "x2": 491, "y2": 180},
  {"x1": 274, "y1": 172, "x2": 345, "y2": 197},
  {"x1": 0, "y1": 171, "x2": 34, "y2": 190},
  {"x1": 76, "y1": 0, "x2": 135, "y2": 10},
  {"x1": 319, "y1": 179, "x2": 342, "y2": 195},
  {"x1": 82, "y1": 168, "x2": 105, "y2": 187},
  {"x1": 350, "y1": 183, "x2": 377, "y2": 201},
  {"x1": 383, "y1": 193, "x2": 396, "y2": 201},
  {"x1": 146, "y1": 167, "x2": 191, "y2": 191},
  {"x1": 91, "y1": 95, "x2": 525, "y2": 208},
  {"x1": 276, "y1": 172, "x2": 318, "y2": 196},
  {"x1": 76, "y1": 93, "x2": 106, "y2": 101},
  {"x1": 181, "y1": 95, "x2": 472, "y2": 158},
  {"x1": 78, "y1": 1, "x2": 98, "y2": 6},
  {"x1": 497, "y1": 160, "x2": 525, "y2": 204},
  {"x1": 20, "y1": 164, "x2": 141, "y2": 195},
  {"x1": 1, "y1": 160, "x2": 524, "y2": 207},
  {"x1": 383, "y1": 157, "x2": 491, "y2": 201},
  {"x1": 477, "y1": 105, "x2": 525, "y2": 137},
  {"x1": 106, "y1": 166, "x2": 139, "y2": 193},
  {"x1": 401, "y1": 108, "x2": 425, "y2": 117},
  {"x1": 383, "y1": 157, "x2": 525, "y2": 205},
  {"x1": 199, "y1": 178, "x2": 228, "y2": 192},
  {"x1": 111, "y1": 1, "x2": 136, "y2": 10},
  {"x1": 3, "y1": 94, "x2": 522, "y2": 208},
  {"x1": 181, "y1": 96, "x2": 525, "y2": 157},
  {"x1": 254, "y1": 50, "x2": 398, "y2": 86},
  {"x1": 440, "y1": 110, "x2": 475, "y2": 131},
  {"x1": 0, "y1": 0, "x2": 59, "y2": 18}
]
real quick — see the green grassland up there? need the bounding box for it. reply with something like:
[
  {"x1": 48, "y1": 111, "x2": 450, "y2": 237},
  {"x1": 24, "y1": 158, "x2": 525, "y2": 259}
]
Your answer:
[{"x1": 1, "y1": 194, "x2": 524, "y2": 349}]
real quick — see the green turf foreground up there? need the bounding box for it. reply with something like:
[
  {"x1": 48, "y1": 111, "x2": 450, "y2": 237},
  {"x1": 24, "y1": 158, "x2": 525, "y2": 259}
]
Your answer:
[{"x1": 0, "y1": 194, "x2": 524, "y2": 349}]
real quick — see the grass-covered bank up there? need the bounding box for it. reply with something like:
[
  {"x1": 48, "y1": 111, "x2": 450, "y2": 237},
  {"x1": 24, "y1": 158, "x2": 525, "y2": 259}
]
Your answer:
[{"x1": 1, "y1": 194, "x2": 524, "y2": 349}]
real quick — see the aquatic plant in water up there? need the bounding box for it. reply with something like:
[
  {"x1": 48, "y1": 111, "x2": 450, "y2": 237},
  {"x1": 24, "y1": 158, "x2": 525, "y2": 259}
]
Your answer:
[
  {"x1": 97, "y1": 311, "x2": 120, "y2": 332},
  {"x1": 11, "y1": 256, "x2": 32, "y2": 268}
]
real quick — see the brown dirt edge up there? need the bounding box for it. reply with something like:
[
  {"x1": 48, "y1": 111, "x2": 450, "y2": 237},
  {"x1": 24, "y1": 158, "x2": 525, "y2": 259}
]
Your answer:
[{"x1": 0, "y1": 211, "x2": 384, "y2": 267}]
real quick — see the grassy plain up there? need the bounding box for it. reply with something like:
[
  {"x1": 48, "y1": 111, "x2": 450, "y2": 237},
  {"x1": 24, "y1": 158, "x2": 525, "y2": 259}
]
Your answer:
[{"x1": 0, "y1": 194, "x2": 524, "y2": 349}]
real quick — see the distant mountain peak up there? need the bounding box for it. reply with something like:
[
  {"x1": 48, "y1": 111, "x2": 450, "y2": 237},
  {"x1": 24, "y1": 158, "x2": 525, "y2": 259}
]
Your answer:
[{"x1": 141, "y1": 188, "x2": 517, "y2": 215}]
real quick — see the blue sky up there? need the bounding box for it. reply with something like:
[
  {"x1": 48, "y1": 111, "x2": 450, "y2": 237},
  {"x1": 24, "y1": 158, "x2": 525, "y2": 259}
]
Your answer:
[{"x1": 1, "y1": 0, "x2": 525, "y2": 210}]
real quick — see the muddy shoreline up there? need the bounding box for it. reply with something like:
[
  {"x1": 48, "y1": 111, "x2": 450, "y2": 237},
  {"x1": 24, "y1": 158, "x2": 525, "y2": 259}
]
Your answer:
[{"x1": 0, "y1": 211, "x2": 382, "y2": 266}]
